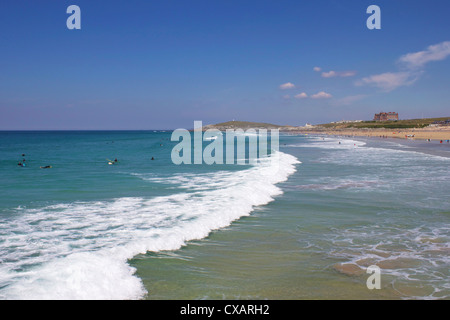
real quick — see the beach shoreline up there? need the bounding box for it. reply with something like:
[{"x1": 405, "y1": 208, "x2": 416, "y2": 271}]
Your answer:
[
  {"x1": 291, "y1": 127, "x2": 450, "y2": 141},
  {"x1": 292, "y1": 131, "x2": 450, "y2": 159}
]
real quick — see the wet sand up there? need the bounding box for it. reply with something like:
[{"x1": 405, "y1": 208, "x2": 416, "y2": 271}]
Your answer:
[{"x1": 297, "y1": 127, "x2": 450, "y2": 141}]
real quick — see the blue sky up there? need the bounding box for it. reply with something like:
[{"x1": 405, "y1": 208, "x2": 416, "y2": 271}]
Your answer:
[{"x1": 0, "y1": 0, "x2": 449, "y2": 129}]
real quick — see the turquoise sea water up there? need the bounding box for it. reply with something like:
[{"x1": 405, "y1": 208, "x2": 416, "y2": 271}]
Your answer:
[{"x1": 0, "y1": 131, "x2": 449, "y2": 299}]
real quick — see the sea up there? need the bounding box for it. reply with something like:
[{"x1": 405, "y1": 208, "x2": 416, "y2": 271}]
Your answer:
[{"x1": 0, "y1": 131, "x2": 449, "y2": 300}]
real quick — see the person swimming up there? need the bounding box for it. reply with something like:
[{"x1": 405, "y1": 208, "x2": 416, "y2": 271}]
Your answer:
[
  {"x1": 40, "y1": 166, "x2": 52, "y2": 169},
  {"x1": 106, "y1": 158, "x2": 117, "y2": 165}
]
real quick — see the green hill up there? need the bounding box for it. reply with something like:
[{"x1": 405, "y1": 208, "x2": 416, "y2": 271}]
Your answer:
[
  {"x1": 318, "y1": 117, "x2": 450, "y2": 129},
  {"x1": 203, "y1": 120, "x2": 287, "y2": 130}
]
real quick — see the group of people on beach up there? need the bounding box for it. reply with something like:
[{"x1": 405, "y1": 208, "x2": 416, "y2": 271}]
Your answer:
[{"x1": 427, "y1": 139, "x2": 450, "y2": 143}]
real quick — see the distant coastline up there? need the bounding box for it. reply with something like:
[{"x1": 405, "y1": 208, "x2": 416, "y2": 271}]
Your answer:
[
  {"x1": 202, "y1": 118, "x2": 450, "y2": 141},
  {"x1": 201, "y1": 121, "x2": 289, "y2": 131}
]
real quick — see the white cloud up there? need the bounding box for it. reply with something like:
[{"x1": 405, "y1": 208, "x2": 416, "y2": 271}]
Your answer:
[
  {"x1": 313, "y1": 67, "x2": 322, "y2": 72},
  {"x1": 279, "y1": 82, "x2": 295, "y2": 90},
  {"x1": 357, "y1": 41, "x2": 450, "y2": 91},
  {"x1": 322, "y1": 70, "x2": 356, "y2": 78},
  {"x1": 311, "y1": 91, "x2": 332, "y2": 99},
  {"x1": 399, "y1": 41, "x2": 450, "y2": 69},
  {"x1": 321, "y1": 71, "x2": 336, "y2": 78},
  {"x1": 294, "y1": 92, "x2": 308, "y2": 99},
  {"x1": 339, "y1": 71, "x2": 357, "y2": 77},
  {"x1": 355, "y1": 71, "x2": 421, "y2": 91}
]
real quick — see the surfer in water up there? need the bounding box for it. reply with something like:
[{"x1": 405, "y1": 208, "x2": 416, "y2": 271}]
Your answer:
[{"x1": 107, "y1": 158, "x2": 118, "y2": 165}]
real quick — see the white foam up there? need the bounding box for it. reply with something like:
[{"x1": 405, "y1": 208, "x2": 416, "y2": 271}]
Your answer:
[
  {"x1": 328, "y1": 224, "x2": 450, "y2": 299},
  {"x1": 288, "y1": 137, "x2": 366, "y2": 149},
  {"x1": 291, "y1": 179, "x2": 380, "y2": 191},
  {"x1": 0, "y1": 151, "x2": 300, "y2": 300},
  {"x1": 295, "y1": 136, "x2": 450, "y2": 162},
  {"x1": 291, "y1": 136, "x2": 450, "y2": 299}
]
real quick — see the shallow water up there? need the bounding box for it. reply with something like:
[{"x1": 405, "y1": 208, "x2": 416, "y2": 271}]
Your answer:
[
  {"x1": 0, "y1": 132, "x2": 448, "y2": 299},
  {"x1": 134, "y1": 135, "x2": 450, "y2": 300}
]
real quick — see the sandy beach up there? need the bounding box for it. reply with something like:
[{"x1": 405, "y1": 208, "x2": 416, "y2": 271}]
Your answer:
[{"x1": 297, "y1": 127, "x2": 450, "y2": 141}]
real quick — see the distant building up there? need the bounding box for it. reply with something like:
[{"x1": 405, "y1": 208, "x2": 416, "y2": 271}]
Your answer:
[{"x1": 374, "y1": 112, "x2": 398, "y2": 121}]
